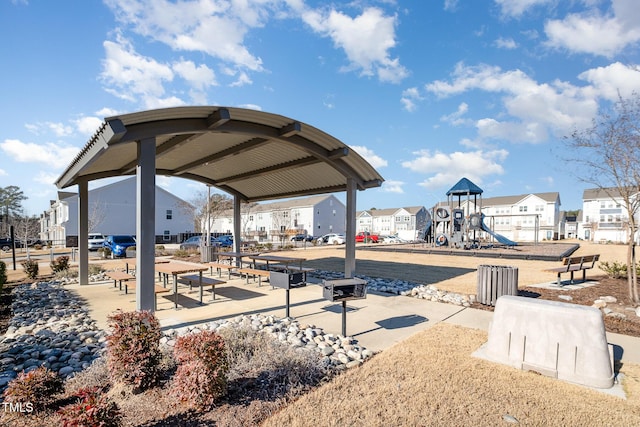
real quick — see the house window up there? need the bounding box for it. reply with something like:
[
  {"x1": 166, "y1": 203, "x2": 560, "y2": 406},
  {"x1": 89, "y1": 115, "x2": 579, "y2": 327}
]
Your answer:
[
  {"x1": 249, "y1": 215, "x2": 254, "y2": 221},
  {"x1": 163, "y1": 230, "x2": 170, "y2": 241},
  {"x1": 333, "y1": 209, "x2": 336, "y2": 216},
  {"x1": 600, "y1": 201, "x2": 606, "y2": 208},
  {"x1": 259, "y1": 226, "x2": 265, "y2": 232},
  {"x1": 519, "y1": 206, "x2": 528, "y2": 212},
  {"x1": 166, "y1": 210, "x2": 172, "y2": 220},
  {"x1": 283, "y1": 211, "x2": 289, "y2": 218},
  {"x1": 280, "y1": 226, "x2": 286, "y2": 232}
]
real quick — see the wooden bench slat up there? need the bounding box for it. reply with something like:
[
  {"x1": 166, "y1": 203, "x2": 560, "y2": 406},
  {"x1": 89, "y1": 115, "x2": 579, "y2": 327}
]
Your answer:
[
  {"x1": 237, "y1": 268, "x2": 270, "y2": 286},
  {"x1": 543, "y1": 254, "x2": 600, "y2": 286}
]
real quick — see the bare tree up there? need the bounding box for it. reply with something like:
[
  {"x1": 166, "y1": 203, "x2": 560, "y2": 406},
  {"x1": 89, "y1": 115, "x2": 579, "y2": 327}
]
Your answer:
[
  {"x1": 565, "y1": 92, "x2": 640, "y2": 302},
  {"x1": 240, "y1": 201, "x2": 259, "y2": 240},
  {"x1": 271, "y1": 209, "x2": 291, "y2": 246},
  {"x1": 88, "y1": 200, "x2": 107, "y2": 233},
  {"x1": 176, "y1": 190, "x2": 233, "y2": 234},
  {"x1": 14, "y1": 214, "x2": 40, "y2": 257}
]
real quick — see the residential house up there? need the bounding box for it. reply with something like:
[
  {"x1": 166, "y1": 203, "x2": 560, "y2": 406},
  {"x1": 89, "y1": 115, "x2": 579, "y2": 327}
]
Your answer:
[
  {"x1": 357, "y1": 206, "x2": 430, "y2": 241},
  {"x1": 580, "y1": 188, "x2": 639, "y2": 243},
  {"x1": 40, "y1": 177, "x2": 193, "y2": 246},
  {"x1": 458, "y1": 192, "x2": 561, "y2": 242},
  {"x1": 207, "y1": 195, "x2": 346, "y2": 241}
]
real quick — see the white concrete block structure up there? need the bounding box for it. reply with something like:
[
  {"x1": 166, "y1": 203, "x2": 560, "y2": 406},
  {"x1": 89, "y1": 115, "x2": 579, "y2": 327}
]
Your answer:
[{"x1": 476, "y1": 295, "x2": 614, "y2": 389}]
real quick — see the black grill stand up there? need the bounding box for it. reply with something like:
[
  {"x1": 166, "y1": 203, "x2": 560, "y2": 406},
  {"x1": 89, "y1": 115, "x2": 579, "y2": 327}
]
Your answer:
[
  {"x1": 269, "y1": 271, "x2": 307, "y2": 317},
  {"x1": 322, "y1": 278, "x2": 367, "y2": 336}
]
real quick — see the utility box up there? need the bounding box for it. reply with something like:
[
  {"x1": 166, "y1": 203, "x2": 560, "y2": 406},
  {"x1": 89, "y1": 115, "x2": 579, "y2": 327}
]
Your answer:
[
  {"x1": 270, "y1": 271, "x2": 306, "y2": 289},
  {"x1": 322, "y1": 278, "x2": 367, "y2": 302}
]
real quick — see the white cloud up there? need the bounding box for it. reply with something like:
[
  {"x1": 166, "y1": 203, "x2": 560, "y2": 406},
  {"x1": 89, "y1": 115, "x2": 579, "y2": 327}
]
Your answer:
[
  {"x1": 578, "y1": 62, "x2": 640, "y2": 101},
  {"x1": 100, "y1": 34, "x2": 176, "y2": 107},
  {"x1": 74, "y1": 116, "x2": 104, "y2": 136},
  {"x1": 172, "y1": 59, "x2": 216, "y2": 90},
  {"x1": 401, "y1": 87, "x2": 423, "y2": 112},
  {"x1": 33, "y1": 171, "x2": 60, "y2": 185},
  {"x1": 544, "y1": 0, "x2": 640, "y2": 57},
  {"x1": 96, "y1": 107, "x2": 121, "y2": 117},
  {"x1": 0, "y1": 168, "x2": 7, "y2": 176},
  {"x1": 494, "y1": 37, "x2": 518, "y2": 49},
  {"x1": 425, "y1": 62, "x2": 601, "y2": 143},
  {"x1": 401, "y1": 149, "x2": 508, "y2": 189},
  {"x1": 381, "y1": 180, "x2": 404, "y2": 193},
  {"x1": 229, "y1": 71, "x2": 253, "y2": 87},
  {"x1": 444, "y1": 0, "x2": 459, "y2": 12},
  {"x1": 0, "y1": 139, "x2": 79, "y2": 169},
  {"x1": 494, "y1": 0, "x2": 553, "y2": 18},
  {"x1": 440, "y1": 102, "x2": 470, "y2": 126},
  {"x1": 104, "y1": 0, "x2": 265, "y2": 71},
  {"x1": 237, "y1": 104, "x2": 262, "y2": 111},
  {"x1": 25, "y1": 122, "x2": 74, "y2": 137},
  {"x1": 352, "y1": 145, "x2": 388, "y2": 169},
  {"x1": 301, "y1": 7, "x2": 408, "y2": 83}
]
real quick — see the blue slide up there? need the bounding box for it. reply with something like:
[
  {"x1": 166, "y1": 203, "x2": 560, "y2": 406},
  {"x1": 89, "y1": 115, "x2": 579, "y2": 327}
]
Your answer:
[{"x1": 480, "y1": 216, "x2": 517, "y2": 246}]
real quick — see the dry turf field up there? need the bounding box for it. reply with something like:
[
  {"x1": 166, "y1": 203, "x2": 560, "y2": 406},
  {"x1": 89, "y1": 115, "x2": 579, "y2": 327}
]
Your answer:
[{"x1": 263, "y1": 241, "x2": 640, "y2": 426}]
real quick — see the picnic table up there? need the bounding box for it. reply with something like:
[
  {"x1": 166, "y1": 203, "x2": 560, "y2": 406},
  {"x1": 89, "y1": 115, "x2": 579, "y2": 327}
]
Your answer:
[
  {"x1": 155, "y1": 262, "x2": 209, "y2": 309},
  {"x1": 248, "y1": 254, "x2": 307, "y2": 271},
  {"x1": 216, "y1": 251, "x2": 260, "y2": 267}
]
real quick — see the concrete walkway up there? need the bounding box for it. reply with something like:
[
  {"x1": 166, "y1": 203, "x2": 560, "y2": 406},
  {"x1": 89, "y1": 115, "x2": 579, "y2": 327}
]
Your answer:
[{"x1": 67, "y1": 271, "x2": 640, "y2": 365}]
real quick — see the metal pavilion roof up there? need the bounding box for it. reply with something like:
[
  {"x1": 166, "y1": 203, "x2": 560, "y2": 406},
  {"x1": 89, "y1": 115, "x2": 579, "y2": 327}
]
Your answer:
[{"x1": 55, "y1": 106, "x2": 384, "y2": 200}]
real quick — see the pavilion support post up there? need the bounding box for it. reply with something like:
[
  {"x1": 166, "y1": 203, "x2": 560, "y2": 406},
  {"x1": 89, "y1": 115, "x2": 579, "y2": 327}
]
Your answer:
[
  {"x1": 136, "y1": 138, "x2": 156, "y2": 312},
  {"x1": 233, "y1": 195, "x2": 241, "y2": 265},
  {"x1": 78, "y1": 180, "x2": 89, "y2": 286},
  {"x1": 345, "y1": 178, "x2": 357, "y2": 278}
]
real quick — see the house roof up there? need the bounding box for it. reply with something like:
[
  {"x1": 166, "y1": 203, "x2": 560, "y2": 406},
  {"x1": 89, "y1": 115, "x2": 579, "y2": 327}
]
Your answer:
[
  {"x1": 55, "y1": 106, "x2": 384, "y2": 202},
  {"x1": 481, "y1": 192, "x2": 560, "y2": 206},
  {"x1": 583, "y1": 187, "x2": 624, "y2": 199}
]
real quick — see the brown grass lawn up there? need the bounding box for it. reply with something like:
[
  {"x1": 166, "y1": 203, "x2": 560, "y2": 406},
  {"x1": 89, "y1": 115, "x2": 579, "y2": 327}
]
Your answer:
[{"x1": 264, "y1": 323, "x2": 640, "y2": 427}]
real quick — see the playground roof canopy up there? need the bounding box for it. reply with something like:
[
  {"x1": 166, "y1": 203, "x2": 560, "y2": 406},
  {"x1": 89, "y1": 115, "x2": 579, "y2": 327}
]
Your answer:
[
  {"x1": 446, "y1": 177, "x2": 483, "y2": 196},
  {"x1": 55, "y1": 106, "x2": 384, "y2": 201}
]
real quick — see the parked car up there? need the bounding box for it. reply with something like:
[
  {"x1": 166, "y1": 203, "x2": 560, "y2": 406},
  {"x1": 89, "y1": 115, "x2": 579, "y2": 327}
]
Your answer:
[
  {"x1": 381, "y1": 235, "x2": 403, "y2": 243},
  {"x1": 103, "y1": 235, "x2": 136, "y2": 258},
  {"x1": 290, "y1": 234, "x2": 314, "y2": 242},
  {"x1": 213, "y1": 235, "x2": 234, "y2": 247},
  {"x1": 317, "y1": 233, "x2": 346, "y2": 245},
  {"x1": 0, "y1": 238, "x2": 16, "y2": 251},
  {"x1": 88, "y1": 233, "x2": 105, "y2": 251},
  {"x1": 179, "y1": 235, "x2": 217, "y2": 250},
  {"x1": 355, "y1": 231, "x2": 379, "y2": 243}
]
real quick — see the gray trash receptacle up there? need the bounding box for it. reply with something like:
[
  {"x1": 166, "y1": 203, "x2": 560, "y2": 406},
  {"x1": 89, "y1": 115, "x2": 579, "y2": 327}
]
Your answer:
[
  {"x1": 201, "y1": 244, "x2": 219, "y2": 263},
  {"x1": 477, "y1": 265, "x2": 518, "y2": 306}
]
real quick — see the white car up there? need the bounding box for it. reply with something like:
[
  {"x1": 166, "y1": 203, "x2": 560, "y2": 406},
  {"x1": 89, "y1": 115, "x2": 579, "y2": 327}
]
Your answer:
[
  {"x1": 318, "y1": 233, "x2": 346, "y2": 245},
  {"x1": 381, "y1": 235, "x2": 403, "y2": 243},
  {"x1": 88, "y1": 233, "x2": 105, "y2": 251}
]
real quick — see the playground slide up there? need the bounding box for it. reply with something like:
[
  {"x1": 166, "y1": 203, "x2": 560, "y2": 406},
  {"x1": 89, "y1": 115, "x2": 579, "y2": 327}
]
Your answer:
[
  {"x1": 423, "y1": 219, "x2": 432, "y2": 240},
  {"x1": 480, "y1": 217, "x2": 517, "y2": 246}
]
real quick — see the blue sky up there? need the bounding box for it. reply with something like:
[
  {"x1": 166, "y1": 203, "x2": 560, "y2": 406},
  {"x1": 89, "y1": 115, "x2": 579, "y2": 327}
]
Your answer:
[{"x1": 2, "y1": 0, "x2": 640, "y2": 216}]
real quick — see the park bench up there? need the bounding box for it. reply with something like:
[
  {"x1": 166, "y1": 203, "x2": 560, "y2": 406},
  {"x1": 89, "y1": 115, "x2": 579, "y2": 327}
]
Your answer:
[
  {"x1": 123, "y1": 282, "x2": 171, "y2": 310},
  {"x1": 543, "y1": 254, "x2": 600, "y2": 286},
  {"x1": 177, "y1": 274, "x2": 226, "y2": 303},
  {"x1": 105, "y1": 271, "x2": 135, "y2": 291},
  {"x1": 237, "y1": 268, "x2": 271, "y2": 286}
]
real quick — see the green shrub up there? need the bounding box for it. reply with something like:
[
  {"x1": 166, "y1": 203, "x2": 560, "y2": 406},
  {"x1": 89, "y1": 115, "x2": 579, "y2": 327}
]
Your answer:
[
  {"x1": 0, "y1": 260, "x2": 6, "y2": 288},
  {"x1": 98, "y1": 247, "x2": 111, "y2": 258},
  {"x1": 106, "y1": 310, "x2": 162, "y2": 390},
  {"x1": 599, "y1": 261, "x2": 628, "y2": 279},
  {"x1": 50, "y1": 255, "x2": 70, "y2": 273},
  {"x1": 171, "y1": 330, "x2": 229, "y2": 409},
  {"x1": 57, "y1": 386, "x2": 122, "y2": 427},
  {"x1": 264, "y1": 243, "x2": 273, "y2": 251},
  {"x1": 3, "y1": 366, "x2": 63, "y2": 412},
  {"x1": 21, "y1": 259, "x2": 39, "y2": 280}
]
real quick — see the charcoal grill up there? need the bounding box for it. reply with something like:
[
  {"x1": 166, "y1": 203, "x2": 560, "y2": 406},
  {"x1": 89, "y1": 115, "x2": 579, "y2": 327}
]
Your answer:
[
  {"x1": 269, "y1": 271, "x2": 307, "y2": 317},
  {"x1": 322, "y1": 278, "x2": 367, "y2": 336}
]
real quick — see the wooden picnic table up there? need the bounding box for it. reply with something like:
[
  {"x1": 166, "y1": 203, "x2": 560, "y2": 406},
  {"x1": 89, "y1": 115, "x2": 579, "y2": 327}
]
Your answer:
[
  {"x1": 216, "y1": 251, "x2": 260, "y2": 266},
  {"x1": 248, "y1": 254, "x2": 307, "y2": 271},
  {"x1": 155, "y1": 262, "x2": 209, "y2": 309}
]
